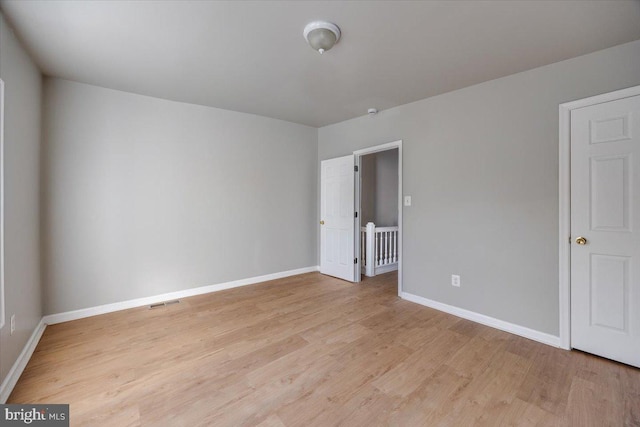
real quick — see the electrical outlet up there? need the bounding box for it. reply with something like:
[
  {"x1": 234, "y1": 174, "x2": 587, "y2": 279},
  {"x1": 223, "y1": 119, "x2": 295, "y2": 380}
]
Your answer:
[
  {"x1": 451, "y1": 275, "x2": 461, "y2": 287},
  {"x1": 10, "y1": 314, "x2": 15, "y2": 335}
]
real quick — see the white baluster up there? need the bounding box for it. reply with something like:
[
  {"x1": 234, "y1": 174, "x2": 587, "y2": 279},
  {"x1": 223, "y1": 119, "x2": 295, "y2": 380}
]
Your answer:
[
  {"x1": 391, "y1": 231, "x2": 394, "y2": 263},
  {"x1": 375, "y1": 229, "x2": 379, "y2": 267},
  {"x1": 385, "y1": 231, "x2": 391, "y2": 264},
  {"x1": 393, "y1": 230, "x2": 397, "y2": 263},
  {"x1": 384, "y1": 231, "x2": 388, "y2": 264},
  {"x1": 361, "y1": 229, "x2": 365, "y2": 267},
  {"x1": 366, "y1": 222, "x2": 375, "y2": 277}
]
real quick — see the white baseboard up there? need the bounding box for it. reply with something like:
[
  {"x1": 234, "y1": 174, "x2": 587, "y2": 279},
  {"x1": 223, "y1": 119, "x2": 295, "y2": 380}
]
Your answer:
[
  {"x1": 361, "y1": 264, "x2": 398, "y2": 277},
  {"x1": 375, "y1": 263, "x2": 399, "y2": 275},
  {"x1": 0, "y1": 319, "x2": 47, "y2": 403},
  {"x1": 400, "y1": 291, "x2": 560, "y2": 348},
  {"x1": 43, "y1": 266, "x2": 319, "y2": 325}
]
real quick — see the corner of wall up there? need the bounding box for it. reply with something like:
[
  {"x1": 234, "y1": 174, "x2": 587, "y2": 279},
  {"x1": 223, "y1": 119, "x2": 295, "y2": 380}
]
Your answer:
[{"x1": 0, "y1": 9, "x2": 45, "y2": 392}]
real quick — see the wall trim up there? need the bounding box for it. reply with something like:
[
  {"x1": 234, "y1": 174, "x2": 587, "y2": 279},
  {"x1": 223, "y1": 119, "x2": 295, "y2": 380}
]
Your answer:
[
  {"x1": 43, "y1": 266, "x2": 319, "y2": 325},
  {"x1": 558, "y1": 84, "x2": 640, "y2": 351},
  {"x1": 0, "y1": 318, "x2": 46, "y2": 403},
  {"x1": 400, "y1": 291, "x2": 560, "y2": 348}
]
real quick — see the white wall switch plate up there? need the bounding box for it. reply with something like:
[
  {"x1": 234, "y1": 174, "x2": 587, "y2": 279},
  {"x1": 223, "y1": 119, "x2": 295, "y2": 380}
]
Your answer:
[
  {"x1": 451, "y1": 275, "x2": 461, "y2": 287},
  {"x1": 404, "y1": 196, "x2": 412, "y2": 206},
  {"x1": 10, "y1": 314, "x2": 16, "y2": 335}
]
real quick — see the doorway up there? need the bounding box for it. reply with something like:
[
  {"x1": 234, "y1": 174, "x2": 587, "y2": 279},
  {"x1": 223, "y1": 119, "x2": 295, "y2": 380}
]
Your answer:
[
  {"x1": 355, "y1": 141, "x2": 402, "y2": 295},
  {"x1": 319, "y1": 140, "x2": 403, "y2": 295},
  {"x1": 559, "y1": 86, "x2": 640, "y2": 367},
  {"x1": 358, "y1": 149, "x2": 399, "y2": 279}
]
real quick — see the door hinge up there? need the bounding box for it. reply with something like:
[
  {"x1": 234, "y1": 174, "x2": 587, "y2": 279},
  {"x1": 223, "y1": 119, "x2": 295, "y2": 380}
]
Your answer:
[
  {"x1": 354, "y1": 258, "x2": 357, "y2": 264},
  {"x1": 355, "y1": 211, "x2": 358, "y2": 218},
  {"x1": 354, "y1": 165, "x2": 359, "y2": 172}
]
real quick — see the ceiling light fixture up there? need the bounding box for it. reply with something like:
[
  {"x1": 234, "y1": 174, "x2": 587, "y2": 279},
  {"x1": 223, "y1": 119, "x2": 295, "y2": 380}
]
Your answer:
[{"x1": 303, "y1": 21, "x2": 341, "y2": 54}]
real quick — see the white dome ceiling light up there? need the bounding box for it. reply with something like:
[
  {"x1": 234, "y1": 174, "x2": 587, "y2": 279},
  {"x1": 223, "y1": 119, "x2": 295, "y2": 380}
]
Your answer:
[{"x1": 303, "y1": 21, "x2": 341, "y2": 54}]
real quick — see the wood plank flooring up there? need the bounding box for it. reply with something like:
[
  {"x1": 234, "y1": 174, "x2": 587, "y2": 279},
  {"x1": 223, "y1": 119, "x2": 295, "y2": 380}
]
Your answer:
[{"x1": 9, "y1": 272, "x2": 640, "y2": 426}]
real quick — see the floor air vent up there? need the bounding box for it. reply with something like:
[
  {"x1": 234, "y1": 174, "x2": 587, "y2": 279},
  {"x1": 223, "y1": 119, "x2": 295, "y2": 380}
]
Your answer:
[{"x1": 149, "y1": 300, "x2": 180, "y2": 309}]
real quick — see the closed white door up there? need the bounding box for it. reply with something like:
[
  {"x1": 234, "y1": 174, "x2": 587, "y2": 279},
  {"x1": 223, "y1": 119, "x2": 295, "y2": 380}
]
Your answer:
[
  {"x1": 320, "y1": 155, "x2": 355, "y2": 282},
  {"x1": 571, "y1": 94, "x2": 640, "y2": 367}
]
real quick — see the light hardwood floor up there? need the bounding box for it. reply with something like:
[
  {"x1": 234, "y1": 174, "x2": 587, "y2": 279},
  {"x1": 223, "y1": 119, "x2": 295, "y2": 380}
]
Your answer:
[{"x1": 9, "y1": 272, "x2": 640, "y2": 426}]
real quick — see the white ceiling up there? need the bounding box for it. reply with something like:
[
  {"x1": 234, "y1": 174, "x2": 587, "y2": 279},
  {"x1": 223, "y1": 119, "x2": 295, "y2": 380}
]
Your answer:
[{"x1": 2, "y1": 1, "x2": 640, "y2": 127}]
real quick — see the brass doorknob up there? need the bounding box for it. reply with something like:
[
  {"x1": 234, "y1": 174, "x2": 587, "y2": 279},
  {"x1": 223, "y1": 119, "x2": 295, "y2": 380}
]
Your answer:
[
  {"x1": 575, "y1": 236, "x2": 587, "y2": 245},
  {"x1": 320, "y1": 220, "x2": 325, "y2": 225}
]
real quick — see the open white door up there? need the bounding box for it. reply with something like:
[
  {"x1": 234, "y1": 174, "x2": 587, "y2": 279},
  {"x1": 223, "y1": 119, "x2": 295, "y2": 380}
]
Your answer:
[
  {"x1": 571, "y1": 94, "x2": 640, "y2": 367},
  {"x1": 320, "y1": 155, "x2": 355, "y2": 282}
]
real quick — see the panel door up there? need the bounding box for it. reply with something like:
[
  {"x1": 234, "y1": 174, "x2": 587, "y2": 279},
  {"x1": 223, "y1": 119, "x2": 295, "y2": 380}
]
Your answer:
[
  {"x1": 571, "y1": 94, "x2": 640, "y2": 367},
  {"x1": 320, "y1": 155, "x2": 355, "y2": 282}
]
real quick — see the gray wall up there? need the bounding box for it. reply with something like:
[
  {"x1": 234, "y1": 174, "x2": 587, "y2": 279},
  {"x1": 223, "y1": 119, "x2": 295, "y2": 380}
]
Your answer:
[
  {"x1": 319, "y1": 40, "x2": 640, "y2": 336},
  {"x1": 0, "y1": 14, "x2": 42, "y2": 385},
  {"x1": 375, "y1": 149, "x2": 398, "y2": 227},
  {"x1": 360, "y1": 150, "x2": 398, "y2": 227},
  {"x1": 360, "y1": 154, "x2": 376, "y2": 225},
  {"x1": 42, "y1": 78, "x2": 318, "y2": 315}
]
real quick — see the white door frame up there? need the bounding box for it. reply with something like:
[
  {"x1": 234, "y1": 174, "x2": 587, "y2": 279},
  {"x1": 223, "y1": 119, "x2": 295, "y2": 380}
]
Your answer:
[
  {"x1": 558, "y1": 85, "x2": 640, "y2": 350},
  {"x1": 353, "y1": 140, "x2": 403, "y2": 295},
  {"x1": 0, "y1": 79, "x2": 4, "y2": 330}
]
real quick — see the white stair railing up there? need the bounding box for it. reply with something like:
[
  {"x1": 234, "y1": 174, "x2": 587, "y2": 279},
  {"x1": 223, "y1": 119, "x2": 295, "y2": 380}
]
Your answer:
[{"x1": 360, "y1": 222, "x2": 399, "y2": 277}]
